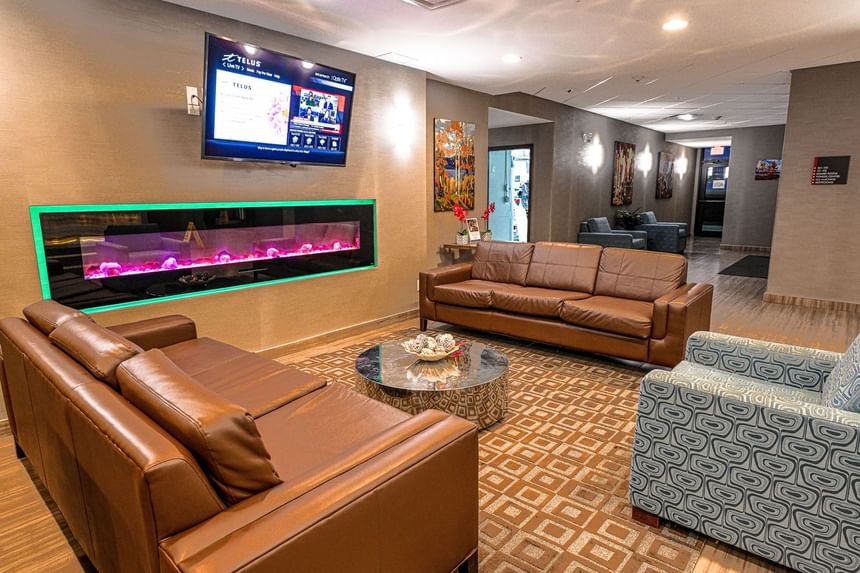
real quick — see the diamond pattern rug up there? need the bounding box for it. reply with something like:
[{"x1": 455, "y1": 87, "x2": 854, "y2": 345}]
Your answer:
[{"x1": 284, "y1": 327, "x2": 705, "y2": 572}]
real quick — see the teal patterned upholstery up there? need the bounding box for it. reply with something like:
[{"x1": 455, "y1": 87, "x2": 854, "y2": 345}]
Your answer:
[
  {"x1": 631, "y1": 331, "x2": 860, "y2": 572},
  {"x1": 685, "y1": 331, "x2": 842, "y2": 391},
  {"x1": 639, "y1": 211, "x2": 658, "y2": 224},
  {"x1": 586, "y1": 217, "x2": 612, "y2": 233},
  {"x1": 825, "y1": 335, "x2": 860, "y2": 413}
]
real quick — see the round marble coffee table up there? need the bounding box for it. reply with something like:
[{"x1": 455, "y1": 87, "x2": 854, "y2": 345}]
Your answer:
[{"x1": 354, "y1": 340, "x2": 509, "y2": 429}]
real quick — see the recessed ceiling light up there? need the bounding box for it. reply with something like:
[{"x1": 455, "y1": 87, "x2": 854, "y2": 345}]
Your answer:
[
  {"x1": 662, "y1": 18, "x2": 688, "y2": 31},
  {"x1": 301, "y1": 61, "x2": 315, "y2": 70},
  {"x1": 677, "y1": 113, "x2": 696, "y2": 121},
  {"x1": 502, "y1": 54, "x2": 523, "y2": 64}
]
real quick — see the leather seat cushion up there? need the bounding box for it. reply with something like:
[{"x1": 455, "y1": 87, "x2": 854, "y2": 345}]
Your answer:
[
  {"x1": 49, "y1": 316, "x2": 143, "y2": 387},
  {"x1": 255, "y1": 383, "x2": 410, "y2": 484},
  {"x1": 432, "y1": 280, "x2": 497, "y2": 308},
  {"x1": 560, "y1": 296, "x2": 654, "y2": 338},
  {"x1": 117, "y1": 349, "x2": 282, "y2": 505},
  {"x1": 161, "y1": 337, "x2": 325, "y2": 417},
  {"x1": 492, "y1": 286, "x2": 590, "y2": 318}
]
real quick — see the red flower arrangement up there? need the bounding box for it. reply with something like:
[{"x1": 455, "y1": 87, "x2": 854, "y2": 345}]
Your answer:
[
  {"x1": 481, "y1": 202, "x2": 496, "y2": 230},
  {"x1": 453, "y1": 204, "x2": 469, "y2": 236}
]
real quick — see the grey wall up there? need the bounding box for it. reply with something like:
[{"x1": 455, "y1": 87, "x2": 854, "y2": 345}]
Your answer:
[
  {"x1": 489, "y1": 94, "x2": 696, "y2": 242},
  {"x1": 672, "y1": 125, "x2": 786, "y2": 248},
  {"x1": 767, "y1": 61, "x2": 860, "y2": 305}
]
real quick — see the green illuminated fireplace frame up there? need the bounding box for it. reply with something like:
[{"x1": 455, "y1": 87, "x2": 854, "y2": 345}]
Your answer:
[{"x1": 30, "y1": 200, "x2": 377, "y2": 313}]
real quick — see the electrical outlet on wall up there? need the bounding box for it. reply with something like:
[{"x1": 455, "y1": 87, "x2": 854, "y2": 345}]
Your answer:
[{"x1": 186, "y1": 86, "x2": 200, "y2": 115}]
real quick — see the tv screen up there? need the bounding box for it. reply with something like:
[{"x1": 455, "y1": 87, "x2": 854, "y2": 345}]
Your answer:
[{"x1": 202, "y1": 33, "x2": 356, "y2": 166}]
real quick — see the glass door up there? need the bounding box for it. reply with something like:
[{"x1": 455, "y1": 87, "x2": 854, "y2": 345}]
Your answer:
[
  {"x1": 487, "y1": 146, "x2": 532, "y2": 242},
  {"x1": 695, "y1": 145, "x2": 730, "y2": 237}
]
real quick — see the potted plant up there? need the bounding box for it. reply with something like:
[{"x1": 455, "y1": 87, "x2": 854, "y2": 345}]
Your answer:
[
  {"x1": 614, "y1": 208, "x2": 642, "y2": 230},
  {"x1": 453, "y1": 205, "x2": 470, "y2": 245},
  {"x1": 481, "y1": 202, "x2": 495, "y2": 241}
]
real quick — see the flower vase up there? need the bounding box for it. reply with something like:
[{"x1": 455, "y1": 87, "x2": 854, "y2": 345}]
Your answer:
[
  {"x1": 480, "y1": 230, "x2": 492, "y2": 242},
  {"x1": 455, "y1": 234, "x2": 470, "y2": 246}
]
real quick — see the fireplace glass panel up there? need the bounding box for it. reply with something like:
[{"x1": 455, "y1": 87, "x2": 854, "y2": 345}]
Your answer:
[{"x1": 31, "y1": 201, "x2": 376, "y2": 311}]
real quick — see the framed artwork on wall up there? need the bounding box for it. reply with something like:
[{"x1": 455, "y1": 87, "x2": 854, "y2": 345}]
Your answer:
[
  {"x1": 434, "y1": 118, "x2": 476, "y2": 212},
  {"x1": 656, "y1": 151, "x2": 675, "y2": 199},
  {"x1": 611, "y1": 141, "x2": 636, "y2": 206},
  {"x1": 755, "y1": 159, "x2": 782, "y2": 180}
]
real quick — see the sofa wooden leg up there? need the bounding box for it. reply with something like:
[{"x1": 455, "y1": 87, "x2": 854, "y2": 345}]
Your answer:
[
  {"x1": 457, "y1": 551, "x2": 478, "y2": 573},
  {"x1": 632, "y1": 506, "x2": 661, "y2": 528},
  {"x1": 419, "y1": 318, "x2": 428, "y2": 332},
  {"x1": 15, "y1": 441, "x2": 25, "y2": 460}
]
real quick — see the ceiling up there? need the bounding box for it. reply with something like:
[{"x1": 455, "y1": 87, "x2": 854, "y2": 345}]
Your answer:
[
  {"x1": 166, "y1": 0, "x2": 860, "y2": 133},
  {"x1": 488, "y1": 108, "x2": 552, "y2": 129}
]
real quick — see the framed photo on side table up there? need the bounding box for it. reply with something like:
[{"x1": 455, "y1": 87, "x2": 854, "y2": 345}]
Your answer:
[{"x1": 465, "y1": 217, "x2": 481, "y2": 241}]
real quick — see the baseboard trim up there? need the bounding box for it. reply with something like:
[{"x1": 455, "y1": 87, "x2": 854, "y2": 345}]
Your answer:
[
  {"x1": 257, "y1": 308, "x2": 419, "y2": 359},
  {"x1": 720, "y1": 244, "x2": 772, "y2": 254},
  {"x1": 763, "y1": 292, "x2": 860, "y2": 312}
]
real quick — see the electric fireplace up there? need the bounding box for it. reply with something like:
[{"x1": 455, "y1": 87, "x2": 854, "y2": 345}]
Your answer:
[{"x1": 30, "y1": 200, "x2": 376, "y2": 312}]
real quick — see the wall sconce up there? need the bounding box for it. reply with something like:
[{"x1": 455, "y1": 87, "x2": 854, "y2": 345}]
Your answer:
[
  {"x1": 581, "y1": 133, "x2": 604, "y2": 175},
  {"x1": 637, "y1": 144, "x2": 653, "y2": 176},
  {"x1": 675, "y1": 154, "x2": 689, "y2": 177},
  {"x1": 386, "y1": 92, "x2": 415, "y2": 159}
]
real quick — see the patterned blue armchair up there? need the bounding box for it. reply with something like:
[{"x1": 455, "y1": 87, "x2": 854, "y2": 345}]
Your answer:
[
  {"x1": 577, "y1": 217, "x2": 646, "y2": 249},
  {"x1": 630, "y1": 331, "x2": 860, "y2": 572},
  {"x1": 635, "y1": 211, "x2": 688, "y2": 253}
]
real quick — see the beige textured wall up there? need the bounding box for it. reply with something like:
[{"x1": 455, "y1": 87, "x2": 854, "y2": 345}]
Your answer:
[
  {"x1": 425, "y1": 80, "x2": 490, "y2": 268},
  {"x1": 767, "y1": 62, "x2": 860, "y2": 305},
  {"x1": 0, "y1": 0, "x2": 427, "y2": 354}
]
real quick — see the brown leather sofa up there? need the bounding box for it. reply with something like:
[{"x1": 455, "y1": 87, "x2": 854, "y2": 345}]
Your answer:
[
  {"x1": 420, "y1": 241, "x2": 713, "y2": 367},
  {"x1": 0, "y1": 301, "x2": 478, "y2": 573}
]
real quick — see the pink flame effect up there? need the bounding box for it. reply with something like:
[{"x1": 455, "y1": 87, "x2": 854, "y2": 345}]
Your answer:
[{"x1": 85, "y1": 241, "x2": 359, "y2": 280}]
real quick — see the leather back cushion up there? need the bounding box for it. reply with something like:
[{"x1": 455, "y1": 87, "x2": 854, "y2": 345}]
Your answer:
[
  {"x1": 640, "y1": 211, "x2": 658, "y2": 224},
  {"x1": 117, "y1": 349, "x2": 282, "y2": 505},
  {"x1": 50, "y1": 317, "x2": 142, "y2": 388},
  {"x1": 526, "y1": 242, "x2": 602, "y2": 293},
  {"x1": 471, "y1": 241, "x2": 535, "y2": 285},
  {"x1": 595, "y1": 248, "x2": 687, "y2": 301},
  {"x1": 587, "y1": 217, "x2": 612, "y2": 233},
  {"x1": 24, "y1": 299, "x2": 91, "y2": 335}
]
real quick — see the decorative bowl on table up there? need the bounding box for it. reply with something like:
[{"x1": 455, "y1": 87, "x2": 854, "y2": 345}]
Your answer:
[{"x1": 401, "y1": 333, "x2": 459, "y2": 361}]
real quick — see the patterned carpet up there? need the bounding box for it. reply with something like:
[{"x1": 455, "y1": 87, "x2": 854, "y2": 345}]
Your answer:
[{"x1": 289, "y1": 327, "x2": 705, "y2": 573}]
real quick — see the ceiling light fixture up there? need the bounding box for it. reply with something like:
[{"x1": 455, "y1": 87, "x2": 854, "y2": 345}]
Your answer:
[
  {"x1": 502, "y1": 54, "x2": 523, "y2": 64},
  {"x1": 676, "y1": 113, "x2": 696, "y2": 121},
  {"x1": 662, "y1": 18, "x2": 688, "y2": 32},
  {"x1": 301, "y1": 61, "x2": 315, "y2": 70},
  {"x1": 243, "y1": 44, "x2": 258, "y2": 55}
]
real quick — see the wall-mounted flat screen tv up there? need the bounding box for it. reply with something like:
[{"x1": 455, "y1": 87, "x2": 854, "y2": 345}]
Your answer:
[{"x1": 202, "y1": 33, "x2": 356, "y2": 166}]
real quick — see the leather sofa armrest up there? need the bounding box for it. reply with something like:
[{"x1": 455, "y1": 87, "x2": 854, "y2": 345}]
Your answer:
[
  {"x1": 420, "y1": 263, "x2": 473, "y2": 300},
  {"x1": 108, "y1": 315, "x2": 197, "y2": 350},
  {"x1": 159, "y1": 413, "x2": 478, "y2": 573},
  {"x1": 648, "y1": 283, "x2": 713, "y2": 366},
  {"x1": 651, "y1": 284, "x2": 695, "y2": 339}
]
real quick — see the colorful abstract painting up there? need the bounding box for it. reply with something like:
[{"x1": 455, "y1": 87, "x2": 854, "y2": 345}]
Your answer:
[
  {"x1": 611, "y1": 141, "x2": 636, "y2": 206},
  {"x1": 434, "y1": 119, "x2": 476, "y2": 212},
  {"x1": 755, "y1": 159, "x2": 782, "y2": 180},
  {"x1": 656, "y1": 151, "x2": 675, "y2": 199}
]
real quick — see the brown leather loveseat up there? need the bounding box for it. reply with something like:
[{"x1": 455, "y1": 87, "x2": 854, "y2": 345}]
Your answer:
[
  {"x1": 0, "y1": 301, "x2": 478, "y2": 573},
  {"x1": 420, "y1": 241, "x2": 713, "y2": 367}
]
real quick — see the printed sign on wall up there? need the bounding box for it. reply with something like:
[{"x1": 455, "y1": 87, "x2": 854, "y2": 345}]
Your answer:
[{"x1": 811, "y1": 156, "x2": 850, "y2": 185}]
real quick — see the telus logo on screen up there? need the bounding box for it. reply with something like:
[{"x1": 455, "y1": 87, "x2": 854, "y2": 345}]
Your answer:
[{"x1": 221, "y1": 53, "x2": 261, "y2": 68}]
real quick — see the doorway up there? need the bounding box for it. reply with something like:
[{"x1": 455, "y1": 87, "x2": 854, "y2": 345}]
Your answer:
[
  {"x1": 695, "y1": 145, "x2": 731, "y2": 236},
  {"x1": 488, "y1": 146, "x2": 532, "y2": 242}
]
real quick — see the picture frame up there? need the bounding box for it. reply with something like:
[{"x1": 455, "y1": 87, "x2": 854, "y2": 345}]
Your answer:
[
  {"x1": 465, "y1": 217, "x2": 481, "y2": 241},
  {"x1": 434, "y1": 118, "x2": 476, "y2": 212},
  {"x1": 611, "y1": 141, "x2": 636, "y2": 206}
]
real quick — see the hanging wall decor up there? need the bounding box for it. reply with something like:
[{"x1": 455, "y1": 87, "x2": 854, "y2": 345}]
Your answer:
[
  {"x1": 434, "y1": 119, "x2": 476, "y2": 212},
  {"x1": 611, "y1": 141, "x2": 636, "y2": 206},
  {"x1": 656, "y1": 151, "x2": 675, "y2": 199}
]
